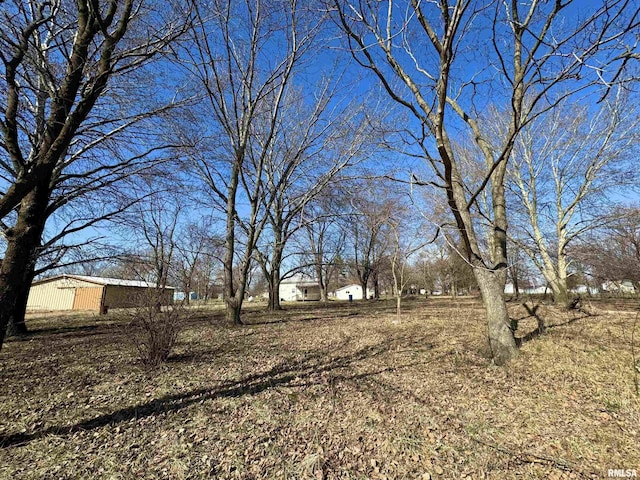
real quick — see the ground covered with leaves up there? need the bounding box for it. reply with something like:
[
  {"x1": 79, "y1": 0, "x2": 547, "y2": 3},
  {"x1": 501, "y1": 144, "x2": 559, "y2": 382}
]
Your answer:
[{"x1": 1, "y1": 297, "x2": 638, "y2": 479}]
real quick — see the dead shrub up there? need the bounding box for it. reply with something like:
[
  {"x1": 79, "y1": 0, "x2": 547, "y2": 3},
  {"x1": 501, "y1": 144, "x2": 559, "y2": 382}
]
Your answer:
[{"x1": 126, "y1": 290, "x2": 187, "y2": 367}]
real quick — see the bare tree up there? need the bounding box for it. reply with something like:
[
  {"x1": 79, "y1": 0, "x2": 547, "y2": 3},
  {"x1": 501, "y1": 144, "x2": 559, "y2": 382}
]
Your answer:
[
  {"x1": 0, "y1": 0, "x2": 189, "y2": 349},
  {"x1": 505, "y1": 89, "x2": 639, "y2": 307},
  {"x1": 138, "y1": 196, "x2": 180, "y2": 292},
  {"x1": 388, "y1": 208, "x2": 430, "y2": 318},
  {"x1": 173, "y1": 219, "x2": 222, "y2": 305},
  {"x1": 591, "y1": 5, "x2": 640, "y2": 99},
  {"x1": 253, "y1": 81, "x2": 373, "y2": 311},
  {"x1": 346, "y1": 183, "x2": 396, "y2": 300},
  {"x1": 108, "y1": 180, "x2": 182, "y2": 288},
  {"x1": 331, "y1": 0, "x2": 632, "y2": 363},
  {"x1": 573, "y1": 207, "x2": 640, "y2": 291},
  {"x1": 301, "y1": 193, "x2": 348, "y2": 302},
  {"x1": 183, "y1": 0, "x2": 320, "y2": 324}
]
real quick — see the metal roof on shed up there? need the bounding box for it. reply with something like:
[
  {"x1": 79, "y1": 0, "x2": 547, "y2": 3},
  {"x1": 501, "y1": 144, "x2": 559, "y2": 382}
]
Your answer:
[{"x1": 32, "y1": 274, "x2": 175, "y2": 289}]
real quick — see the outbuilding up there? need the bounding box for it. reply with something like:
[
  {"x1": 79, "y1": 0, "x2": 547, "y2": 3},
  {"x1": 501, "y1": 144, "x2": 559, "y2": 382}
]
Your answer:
[
  {"x1": 26, "y1": 275, "x2": 174, "y2": 314},
  {"x1": 334, "y1": 284, "x2": 372, "y2": 301}
]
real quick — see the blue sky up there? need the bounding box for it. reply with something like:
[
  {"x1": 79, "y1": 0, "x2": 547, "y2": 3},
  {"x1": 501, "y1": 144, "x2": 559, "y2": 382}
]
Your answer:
[{"x1": 4, "y1": 0, "x2": 637, "y2": 281}]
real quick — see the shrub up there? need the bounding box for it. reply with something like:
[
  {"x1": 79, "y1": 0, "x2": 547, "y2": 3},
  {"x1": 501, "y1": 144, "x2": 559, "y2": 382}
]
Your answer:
[{"x1": 127, "y1": 290, "x2": 187, "y2": 367}]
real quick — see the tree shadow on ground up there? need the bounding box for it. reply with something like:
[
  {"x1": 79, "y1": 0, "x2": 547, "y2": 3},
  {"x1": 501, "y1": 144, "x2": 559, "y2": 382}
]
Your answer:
[
  {"x1": 0, "y1": 334, "x2": 431, "y2": 449},
  {"x1": 242, "y1": 297, "x2": 440, "y2": 326},
  {"x1": 8, "y1": 324, "x2": 101, "y2": 340},
  {"x1": 514, "y1": 303, "x2": 597, "y2": 346},
  {"x1": 243, "y1": 310, "x2": 361, "y2": 326}
]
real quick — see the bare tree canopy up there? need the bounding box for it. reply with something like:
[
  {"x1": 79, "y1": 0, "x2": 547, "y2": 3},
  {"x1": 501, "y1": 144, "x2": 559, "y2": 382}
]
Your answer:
[
  {"x1": 0, "y1": 0, "x2": 191, "y2": 350},
  {"x1": 330, "y1": 0, "x2": 637, "y2": 364},
  {"x1": 179, "y1": 0, "x2": 352, "y2": 323},
  {"x1": 505, "y1": 88, "x2": 640, "y2": 306}
]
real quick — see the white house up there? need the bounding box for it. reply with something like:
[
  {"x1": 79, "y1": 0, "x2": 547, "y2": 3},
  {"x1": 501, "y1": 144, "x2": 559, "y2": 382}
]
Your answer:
[
  {"x1": 504, "y1": 282, "x2": 549, "y2": 295},
  {"x1": 601, "y1": 280, "x2": 636, "y2": 294},
  {"x1": 570, "y1": 285, "x2": 600, "y2": 295},
  {"x1": 279, "y1": 273, "x2": 321, "y2": 301},
  {"x1": 334, "y1": 284, "x2": 373, "y2": 301}
]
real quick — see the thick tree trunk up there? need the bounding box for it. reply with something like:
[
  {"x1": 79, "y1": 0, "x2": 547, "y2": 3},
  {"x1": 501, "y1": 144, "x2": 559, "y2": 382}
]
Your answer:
[
  {"x1": 223, "y1": 256, "x2": 244, "y2": 324},
  {"x1": 0, "y1": 188, "x2": 48, "y2": 350},
  {"x1": 539, "y1": 262, "x2": 573, "y2": 308},
  {"x1": 225, "y1": 297, "x2": 243, "y2": 325},
  {"x1": 266, "y1": 243, "x2": 283, "y2": 311},
  {"x1": 359, "y1": 279, "x2": 368, "y2": 300},
  {"x1": 373, "y1": 271, "x2": 380, "y2": 299},
  {"x1": 223, "y1": 157, "x2": 243, "y2": 325},
  {"x1": 549, "y1": 278, "x2": 571, "y2": 308},
  {"x1": 319, "y1": 282, "x2": 327, "y2": 302},
  {"x1": 7, "y1": 270, "x2": 33, "y2": 336},
  {"x1": 475, "y1": 268, "x2": 518, "y2": 365},
  {"x1": 267, "y1": 273, "x2": 282, "y2": 311}
]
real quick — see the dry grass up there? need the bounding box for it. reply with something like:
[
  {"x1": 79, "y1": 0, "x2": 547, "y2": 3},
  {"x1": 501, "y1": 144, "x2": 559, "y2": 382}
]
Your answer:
[{"x1": 1, "y1": 297, "x2": 638, "y2": 479}]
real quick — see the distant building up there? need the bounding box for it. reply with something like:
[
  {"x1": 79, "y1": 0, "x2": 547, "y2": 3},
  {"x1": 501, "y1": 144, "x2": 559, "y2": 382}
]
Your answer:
[
  {"x1": 334, "y1": 284, "x2": 373, "y2": 300},
  {"x1": 570, "y1": 285, "x2": 600, "y2": 295},
  {"x1": 173, "y1": 291, "x2": 198, "y2": 302},
  {"x1": 504, "y1": 282, "x2": 548, "y2": 295},
  {"x1": 279, "y1": 273, "x2": 321, "y2": 301},
  {"x1": 27, "y1": 275, "x2": 174, "y2": 314},
  {"x1": 174, "y1": 291, "x2": 186, "y2": 302},
  {"x1": 601, "y1": 280, "x2": 636, "y2": 294}
]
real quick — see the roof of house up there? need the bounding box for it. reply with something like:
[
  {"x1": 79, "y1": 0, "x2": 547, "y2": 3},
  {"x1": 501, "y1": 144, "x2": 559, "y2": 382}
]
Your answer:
[
  {"x1": 335, "y1": 284, "x2": 361, "y2": 292},
  {"x1": 280, "y1": 273, "x2": 319, "y2": 286},
  {"x1": 33, "y1": 274, "x2": 175, "y2": 289}
]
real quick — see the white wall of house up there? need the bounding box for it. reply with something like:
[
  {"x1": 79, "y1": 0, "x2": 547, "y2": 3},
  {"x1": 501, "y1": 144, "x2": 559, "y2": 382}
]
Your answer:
[
  {"x1": 279, "y1": 282, "x2": 300, "y2": 302},
  {"x1": 504, "y1": 282, "x2": 552, "y2": 295},
  {"x1": 278, "y1": 282, "x2": 321, "y2": 301},
  {"x1": 279, "y1": 273, "x2": 321, "y2": 301},
  {"x1": 335, "y1": 284, "x2": 364, "y2": 300},
  {"x1": 602, "y1": 280, "x2": 635, "y2": 293}
]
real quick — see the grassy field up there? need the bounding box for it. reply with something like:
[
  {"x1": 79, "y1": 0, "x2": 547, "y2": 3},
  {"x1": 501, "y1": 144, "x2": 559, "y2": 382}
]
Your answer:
[{"x1": 0, "y1": 297, "x2": 638, "y2": 479}]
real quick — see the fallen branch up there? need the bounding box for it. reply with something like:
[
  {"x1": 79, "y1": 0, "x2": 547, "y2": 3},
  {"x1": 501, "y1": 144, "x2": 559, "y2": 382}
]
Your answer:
[{"x1": 470, "y1": 436, "x2": 600, "y2": 478}]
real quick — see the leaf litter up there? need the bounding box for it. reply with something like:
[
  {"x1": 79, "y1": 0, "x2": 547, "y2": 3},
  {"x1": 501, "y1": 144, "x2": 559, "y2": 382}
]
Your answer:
[{"x1": 0, "y1": 297, "x2": 638, "y2": 479}]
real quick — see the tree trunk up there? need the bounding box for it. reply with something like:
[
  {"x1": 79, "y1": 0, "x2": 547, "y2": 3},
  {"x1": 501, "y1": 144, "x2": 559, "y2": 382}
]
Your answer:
[
  {"x1": 359, "y1": 278, "x2": 368, "y2": 300},
  {"x1": 267, "y1": 273, "x2": 282, "y2": 311},
  {"x1": 319, "y1": 281, "x2": 327, "y2": 302},
  {"x1": 225, "y1": 296, "x2": 243, "y2": 325},
  {"x1": 392, "y1": 258, "x2": 402, "y2": 318},
  {"x1": 511, "y1": 266, "x2": 520, "y2": 299},
  {"x1": 6, "y1": 268, "x2": 34, "y2": 337},
  {"x1": 266, "y1": 243, "x2": 283, "y2": 311},
  {"x1": 373, "y1": 271, "x2": 380, "y2": 299},
  {"x1": 313, "y1": 255, "x2": 328, "y2": 302},
  {"x1": 475, "y1": 268, "x2": 518, "y2": 365},
  {"x1": 0, "y1": 188, "x2": 48, "y2": 350},
  {"x1": 182, "y1": 279, "x2": 192, "y2": 305},
  {"x1": 550, "y1": 278, "x2": 571, "y2": 308}
]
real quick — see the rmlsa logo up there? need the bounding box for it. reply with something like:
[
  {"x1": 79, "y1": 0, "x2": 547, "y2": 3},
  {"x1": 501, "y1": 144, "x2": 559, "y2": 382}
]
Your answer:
[{"x1": 608, "y1": 470, "x2": 638, "y2": 478}]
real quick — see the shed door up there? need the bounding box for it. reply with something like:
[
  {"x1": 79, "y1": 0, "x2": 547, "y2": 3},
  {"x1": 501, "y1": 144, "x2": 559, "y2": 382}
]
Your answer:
[{"x1": 72, "y1": 287, "x2": 103, "y2": 311}]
